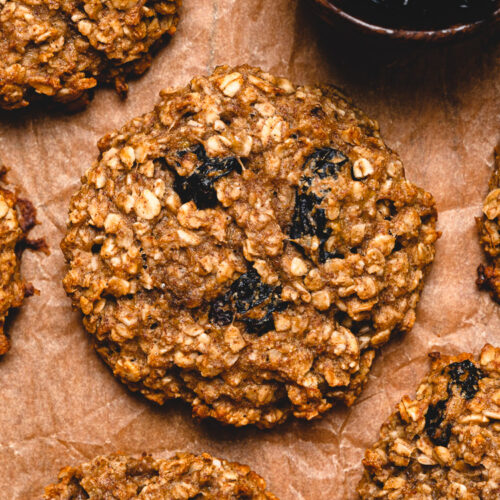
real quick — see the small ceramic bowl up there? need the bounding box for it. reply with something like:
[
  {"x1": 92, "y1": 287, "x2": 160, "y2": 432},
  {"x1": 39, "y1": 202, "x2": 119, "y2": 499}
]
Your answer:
[{"x1": 309, "y1": 0, "x2": 500, "y2": 43}]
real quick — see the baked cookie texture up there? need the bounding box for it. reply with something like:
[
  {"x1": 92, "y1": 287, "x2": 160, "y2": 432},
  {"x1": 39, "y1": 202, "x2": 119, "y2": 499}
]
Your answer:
[
  {"x1": 44, "y1": 452, "x2": 277, "y2": 499},
  {"x1": 477, "y1": 147, "x2": 500, "y2": 302},
  {"x1": 61, "y1": 65, "x2": 438, "y2": 427},
  {"x1": 0, "y1": 0, "x2": 180, "y2": 109},
  {"x1": 358, "y1": 344, "x2": 500, "y2": 500},
  {"x1": 0, "y1": 170, "x2": 39, "y2": 355}
]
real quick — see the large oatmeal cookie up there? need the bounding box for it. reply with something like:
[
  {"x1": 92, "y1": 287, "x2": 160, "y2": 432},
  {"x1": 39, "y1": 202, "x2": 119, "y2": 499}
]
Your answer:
[
  {"x1": 477, "y1": 147, "x2": 500, "y2": 302},
  {"x1": 358, "y1": 344, "x2": 500, "y2": 500},
  {"x1": 0, "y1": 0, "x2": 180, "y2": 109},
  {"x1": 0, "y1": 169, "x2": 40, "y2": 355},
  {"x1": 61, "y1": 65, "x2": 438, "y2": 427},
  {"x1": 44, "y1": 452, "x2": 277, "y2": 499}
]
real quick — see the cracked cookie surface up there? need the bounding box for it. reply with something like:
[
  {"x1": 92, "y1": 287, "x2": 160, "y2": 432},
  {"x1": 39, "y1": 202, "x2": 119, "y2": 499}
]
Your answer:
[
  {"x1": 477, "y1": 147, "x2": 500, "y2": 302},
  {"x1": 0, "y1": 172, "x2": 38, "y2": 355},
  {"x1": 358, "y1": 344, "x2": 500, "y2": 500},
  {"x1": 44, "y1": 452, "x2": 277, "y2": 499},
  {"x1": 61, "y1": 65, "x2": 438, "y2": 427},
  {"x1": 0, "y1": 0, "x2": 180, "y2": 109}
]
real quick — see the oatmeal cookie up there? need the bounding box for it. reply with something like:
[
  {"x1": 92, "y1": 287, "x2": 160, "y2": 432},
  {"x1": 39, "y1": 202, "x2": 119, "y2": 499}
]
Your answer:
[
  {"x1": 0, "y1": 169, "x2": 41, "y2": 355},
  {"x1": 44, "y1": 452, "x2": 277, "y2": 499},
  {"x1": 0, "y1": 0, "x2": 180, "y2": 110},
  {"x1": 61, "y1": 65, "x2": 438, "y2": 427},
  {"x1": 358, "y1": 344, "x2": 500, "y2": 499},
  {"x1": 477, "y1": 146, "x2": 500, "y2": 302}
]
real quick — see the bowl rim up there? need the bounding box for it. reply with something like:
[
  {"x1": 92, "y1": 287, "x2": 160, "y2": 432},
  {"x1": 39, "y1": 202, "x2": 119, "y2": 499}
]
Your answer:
[{"x1": 313, "y1": 0, "x2": 500, "y2": 41}]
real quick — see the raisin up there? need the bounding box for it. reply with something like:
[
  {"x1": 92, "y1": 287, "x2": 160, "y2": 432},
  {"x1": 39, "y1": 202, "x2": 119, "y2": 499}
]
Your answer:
[
  {"x1": 425, "y1": 399, "x2": 452, "y2": 447},
  {"x1": 244, "y1": 296, "x2": 288, "y2": 335},
  {"x1": 289, "y1": 148, "x2": 350, "y2": 263},
  {"x1": 208, "y1": 296, "x2": 234, "y2": 326},
  {"x1": 290, "y1": 193, "x2": 336, "y2": 264},
  {"x1": 159, "y1": 145, "x2": 241, "y2": 210},
  {"x1": 424, "y1": 359, "x2": 485, "y2": 446},
  {"x1": 290, "y1": 192, "x2": 327, "y2": 240},
  {"x1": 303, "y1": 147, "x2": 349, "y2": 182},
  {"x1": 447, "y1": 360, "x2": 485, "y2": 400},
  {"x1": 209, "y1": 268, "x2": 288, "y2": 335},
  {"x1": 229, "y1": 268, "x2": 273, "y2": 314}
]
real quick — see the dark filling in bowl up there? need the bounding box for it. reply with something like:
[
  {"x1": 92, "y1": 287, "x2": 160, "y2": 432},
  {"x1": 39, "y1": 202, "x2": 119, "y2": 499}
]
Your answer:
[{"x1": 335, "y1": 0, "x2": 498, "y2": 30}]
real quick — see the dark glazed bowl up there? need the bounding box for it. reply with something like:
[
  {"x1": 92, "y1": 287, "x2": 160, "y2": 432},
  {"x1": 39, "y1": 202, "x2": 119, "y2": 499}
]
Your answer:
[{"x1": 309, "y1": 0, "x2": 500, "y2": 43}]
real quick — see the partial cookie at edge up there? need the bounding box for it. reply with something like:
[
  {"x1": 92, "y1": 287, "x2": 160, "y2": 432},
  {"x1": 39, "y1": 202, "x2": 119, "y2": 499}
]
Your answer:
[
  {"x1": 0, "y1": 169, "x2": 41, "y2": 355},
  {"x1": 477, "y1": 147, "x2": 500, "y2": 302},
  {"x1": 0, "y1": 0, "x2": 180, "y2": 109},
  {"x1": 43, "y1": 452, "x2": 278, "y2": 499},
  {"x1": 358, "y1": 344, "x2": 500, "y2": 499}
]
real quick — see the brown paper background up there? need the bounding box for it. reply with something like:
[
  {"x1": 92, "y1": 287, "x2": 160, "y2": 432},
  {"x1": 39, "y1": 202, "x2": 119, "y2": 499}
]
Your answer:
[{"x1": 0, "y1": 1, "x2": 499, "y2": 498}]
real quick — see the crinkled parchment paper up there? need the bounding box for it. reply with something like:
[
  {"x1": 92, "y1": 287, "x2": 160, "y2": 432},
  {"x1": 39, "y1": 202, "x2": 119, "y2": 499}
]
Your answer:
[{"x1": 0, "y1": 1, "x2": 499, "y2": 498}]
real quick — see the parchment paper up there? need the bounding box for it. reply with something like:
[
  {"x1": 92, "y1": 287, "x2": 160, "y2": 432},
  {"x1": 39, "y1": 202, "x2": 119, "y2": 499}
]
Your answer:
[{"x1": 0, "y1": 1, "x2": 499, "y2": 498}]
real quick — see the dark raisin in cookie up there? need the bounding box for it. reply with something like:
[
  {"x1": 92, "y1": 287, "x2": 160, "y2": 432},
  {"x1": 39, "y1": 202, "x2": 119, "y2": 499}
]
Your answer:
[
  {"x1": 61, "y1": 65, "x2": 438, "y2": 427},
  {"x1": 0, "y1": 0, "x2": 180, "y2": 109},
  {"x1": 43, "y1": 452, "x2": 277, "y2": 499},
  {"x1": 358, "y1": 344, "x2": 500, "y2": 500}
]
